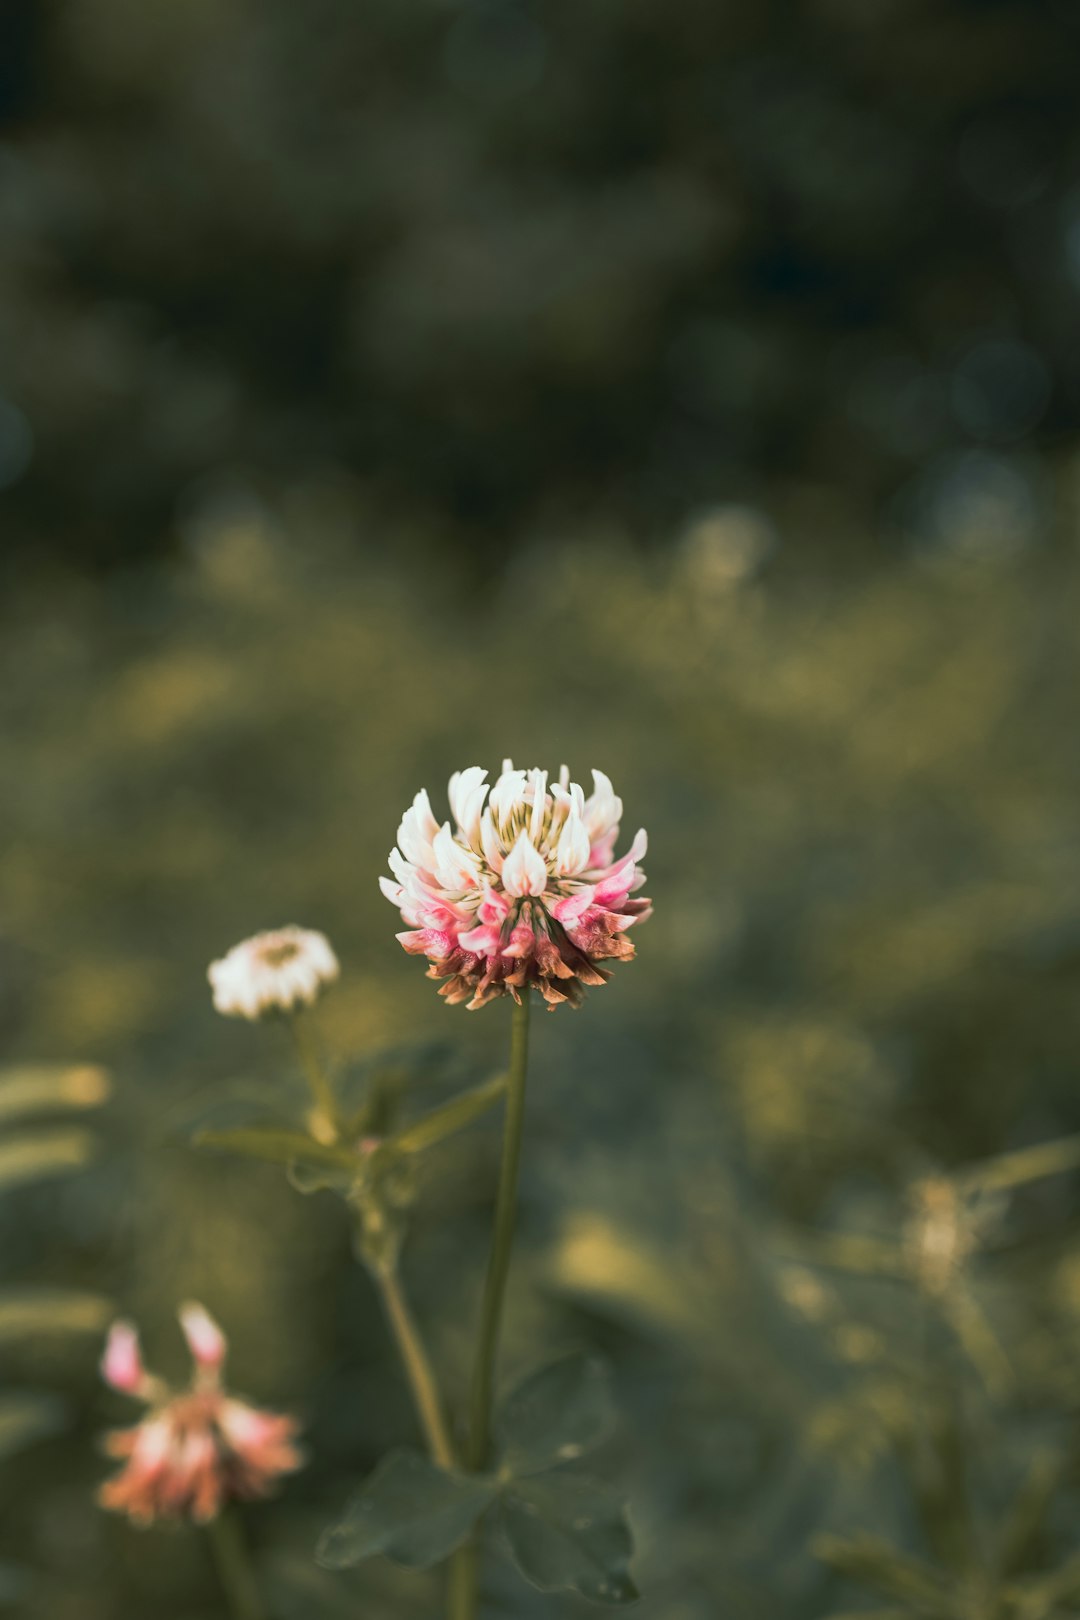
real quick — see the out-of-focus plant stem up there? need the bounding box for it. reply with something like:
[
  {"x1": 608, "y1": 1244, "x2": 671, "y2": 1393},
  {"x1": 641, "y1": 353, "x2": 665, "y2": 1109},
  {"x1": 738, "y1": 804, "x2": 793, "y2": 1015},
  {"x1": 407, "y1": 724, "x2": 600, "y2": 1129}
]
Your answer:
[
  {"x1": 446, "y1": 1538, "x2": 478, "y2": 1620},
  {"x1": 295, "y1": 1021, "x2": 456, "y2": 1467},
  {"x1": 448, "y1": 992, "x2": 532, "y2": 1620},
  {"x1": 374, "y1": 1261, "x2": 455, "y2": 1469},
  {"x1": 206, "y1": 1507, "x2": 265, "y2": 1620},
  {"x1": 289, "y1": 1011, "x2": 339, "y2": 1143},
  {"x1": 957, "y1": 1131, "x2": 1080, "y2": 1196}
]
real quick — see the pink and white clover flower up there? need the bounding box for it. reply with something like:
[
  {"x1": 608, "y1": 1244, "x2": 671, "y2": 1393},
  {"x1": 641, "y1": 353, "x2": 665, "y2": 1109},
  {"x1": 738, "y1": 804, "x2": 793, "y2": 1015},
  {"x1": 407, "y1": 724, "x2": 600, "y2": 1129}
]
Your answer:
[
  {"x1": 98, "y1": 1304, "x2": 304, "y2": 1526},
  {"x1": 381, "y1": 762, "x2": 651, "y2": 1010}
]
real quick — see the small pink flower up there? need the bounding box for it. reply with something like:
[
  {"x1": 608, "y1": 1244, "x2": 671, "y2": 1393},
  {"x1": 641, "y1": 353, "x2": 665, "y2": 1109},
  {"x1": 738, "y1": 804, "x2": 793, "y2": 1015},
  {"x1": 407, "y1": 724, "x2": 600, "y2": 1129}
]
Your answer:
[
  {"x1": 98, "y1": 1305, "x2": 303, "y2": 1526},
  {"x1": 381, "y1": 763, "x2": 651, "y2": 1010},
  {"x1": 208, "y1": 927, "x2": 339, "y2": 1020}
]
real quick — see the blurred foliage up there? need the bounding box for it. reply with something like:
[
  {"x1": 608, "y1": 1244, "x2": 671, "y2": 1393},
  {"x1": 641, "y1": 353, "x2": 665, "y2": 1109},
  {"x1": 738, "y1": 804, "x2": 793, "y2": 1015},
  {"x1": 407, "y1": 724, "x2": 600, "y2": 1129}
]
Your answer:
[
  {"x1": 1, "y1": 519, "x2": 1080, "y2": 1615},
  {"x1": 3, "y1": 0, "x2": 1080, "y2": 571},
  {"x1": 0, "y1": 1061, "x2": 110, "y2": 1610}
]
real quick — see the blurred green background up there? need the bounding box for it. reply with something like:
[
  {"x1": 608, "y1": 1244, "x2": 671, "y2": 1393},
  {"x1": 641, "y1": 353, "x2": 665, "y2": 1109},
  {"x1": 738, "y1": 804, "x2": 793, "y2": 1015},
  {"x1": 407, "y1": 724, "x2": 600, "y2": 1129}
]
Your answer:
[{"x1": 4, "y1": 1, "x2": 1080, "y2": 1617}]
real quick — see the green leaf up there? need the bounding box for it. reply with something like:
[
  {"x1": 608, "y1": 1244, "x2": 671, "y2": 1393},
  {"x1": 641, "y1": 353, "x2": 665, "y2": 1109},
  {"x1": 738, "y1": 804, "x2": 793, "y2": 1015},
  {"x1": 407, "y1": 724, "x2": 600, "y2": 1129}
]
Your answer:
[
  {"x1": 193, "y1": 1126, "x2": 358, "y2": 1173},
  {"x1": 316, "y1": 1449, "x2": 497, "y2": 1572},
  {"x1": 499, "y1": 1473, "x2": 637, "y2": 1604},
  {"x1": 0, "y1": 1130, "x2": 96, "y2": 1193},
  {"x1": 497, "y1": 1353, "x2": 617, "y2": 1477},
  {"x1": 0, "y1": 1393, "x2": 65, "y2": 1462},
  {"x1": 0, "y1": 1289, "x2": 110, "y2": 1341},
  {"x1": 388, "y1": 1074, "x2": 508, "y2": 1156},
  {"x1": 0, "y1": 1065, "x2": 110, "y2": 1125},
  {"x1": 166, "y1": 1080, "x2": 301, "y2": 1143}
]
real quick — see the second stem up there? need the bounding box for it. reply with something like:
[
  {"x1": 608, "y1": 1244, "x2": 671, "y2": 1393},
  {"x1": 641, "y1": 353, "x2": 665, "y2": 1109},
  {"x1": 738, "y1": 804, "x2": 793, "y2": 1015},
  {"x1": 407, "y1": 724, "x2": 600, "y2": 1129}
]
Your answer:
[
  {"x1": 289, "y1": 1010, "x2": 339, "y2": 1143},
  {"x1": 206, "y1": 1507, "x2": 265, "y2": 1620},
  {"x1": 374, "y1": 1262, "x2": 456, "y2": 1470}
]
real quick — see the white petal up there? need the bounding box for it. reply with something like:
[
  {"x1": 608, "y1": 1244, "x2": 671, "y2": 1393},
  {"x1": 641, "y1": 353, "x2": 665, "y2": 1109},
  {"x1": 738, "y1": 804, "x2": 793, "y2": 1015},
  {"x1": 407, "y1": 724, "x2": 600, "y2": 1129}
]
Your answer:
[
  {"x1": 480, "y1": 809, "x2": 505, "y2": 873},
  {"x1": 584, "y1": 769, "x2": 622, "y2": 838},
  {"x1": 448, "y1": 767, "x2": 488, "y2": 838},
  {"x1": 388, "y1": 847, "x2": 413, "y2": 886},
  {"x1": 501, "y1": 831, "x2": 549, "y2": 897},
  {"x1": 528, "y1": 769, "x2": 548, "y2": 843},
  {"x1": 433, "y1": 823, "x2": 480, "y2": 891},
  {"x1": 555, "y1": 813, "x2": 591, "y2": 876},
  {"x1": 398, "y1": 790, "x2": 440, "y2": 868},
  {"x1": 489, "y1": 766, "x2": 528, "y2": 826}
]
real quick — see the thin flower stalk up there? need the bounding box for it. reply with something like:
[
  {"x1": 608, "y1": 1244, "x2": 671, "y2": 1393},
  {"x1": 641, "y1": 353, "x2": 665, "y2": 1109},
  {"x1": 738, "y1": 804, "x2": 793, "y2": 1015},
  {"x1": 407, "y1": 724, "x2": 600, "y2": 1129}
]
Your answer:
[
  {"x1": 289, "y1": 1009, "x2": 340, "y2": 1144},
  {"x1": 207, "y1": 1508, "x2": 267, "y2": 1620},
  {"x1": 297, "y1": 1024, "x2": 457, "y2": 1472},
  {"x1": 374, "y1": 1263, "x2": 456, "y2": 1471}
]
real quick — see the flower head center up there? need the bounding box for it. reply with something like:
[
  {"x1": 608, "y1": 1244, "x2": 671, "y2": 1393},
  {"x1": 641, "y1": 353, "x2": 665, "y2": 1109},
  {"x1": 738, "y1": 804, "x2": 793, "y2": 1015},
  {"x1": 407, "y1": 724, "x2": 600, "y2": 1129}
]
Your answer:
[{"x1": 258, "y1": 938, "x2": 302, "y2": 968}]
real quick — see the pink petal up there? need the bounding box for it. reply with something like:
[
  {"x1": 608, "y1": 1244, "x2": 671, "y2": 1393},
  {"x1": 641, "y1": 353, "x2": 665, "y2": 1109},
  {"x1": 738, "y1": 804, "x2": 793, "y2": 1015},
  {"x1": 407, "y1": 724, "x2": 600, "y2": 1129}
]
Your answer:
[
  {"x1": 550, "y1": 886, "x2": 596, "y2": 925},
  {"x1": 478, "y1": 882, "x2": 510, "y2": 925},
  {"x1": 101, "y1": 1321, "x2": 146, "y2": 1396},
  {"x1": 592, "y1": 829, "x2": 648, "y2": 905},
  {"x1": 501, "y1": 923, "x2": 537, "y2": 960}
]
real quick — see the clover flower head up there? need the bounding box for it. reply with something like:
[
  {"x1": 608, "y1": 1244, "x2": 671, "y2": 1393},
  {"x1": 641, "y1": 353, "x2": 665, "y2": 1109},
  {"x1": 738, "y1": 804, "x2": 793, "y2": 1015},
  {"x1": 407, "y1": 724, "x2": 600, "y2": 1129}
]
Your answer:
[
  {"x1": 380, "y1": 761, "x2": 651, "y2": 1010},
  {"x1": 98, "y1": 1303, "x2": 304, "y2": 1526},
  {"x1": 208, "y1": 926, "x2": 339, "y2": 1020}
]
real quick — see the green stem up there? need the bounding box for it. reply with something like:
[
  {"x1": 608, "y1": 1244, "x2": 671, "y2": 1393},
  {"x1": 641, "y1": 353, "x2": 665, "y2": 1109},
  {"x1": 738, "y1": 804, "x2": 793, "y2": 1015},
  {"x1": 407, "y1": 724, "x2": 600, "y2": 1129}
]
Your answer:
[
  {"x1": 446, "y1": 1542, "x2": 479, "y2": 1620},
  {"x1": 374, "y1": 1262, "x2": 456, "y2": 1470},
  {"x1": 448, "y1": 992, "x2": 532, "y2": 1620},
  {"x1": 206, "y1": 1507, "x2": 265, "y2": 1620},
  {"x1": 289, "y1": 1011, "x2": 339, "y2": 1142},
  {"x1": 467, "y1": 992, "x2": 531, "y2": 1467}
]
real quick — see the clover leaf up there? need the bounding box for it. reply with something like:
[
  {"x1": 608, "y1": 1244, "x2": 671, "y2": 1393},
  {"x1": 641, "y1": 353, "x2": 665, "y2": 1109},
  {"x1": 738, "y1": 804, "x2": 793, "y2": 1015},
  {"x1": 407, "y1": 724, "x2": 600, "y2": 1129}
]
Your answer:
[
  {"x1": 495, "y1": 1351, "x2": 618, "y2": 1477},
  {"x1": 317, "y1": 1449, "x2": 497, "y2": 1571},
  {"x1": 499, "y1": 1472, "x2": 638, "y2": 1605}
]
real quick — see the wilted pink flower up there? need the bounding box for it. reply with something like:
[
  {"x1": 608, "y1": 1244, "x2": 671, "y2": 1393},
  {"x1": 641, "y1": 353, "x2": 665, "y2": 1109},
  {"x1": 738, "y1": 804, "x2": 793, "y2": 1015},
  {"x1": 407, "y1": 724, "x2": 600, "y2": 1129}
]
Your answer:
[
  {"x1": 208, "y1": 926, "x2": 339, "y2": 1020},
  {"x1": 98, "y1": 1303, "x2": 303, "y2": 1526},
  {"x1": 380, "y1": 762, "x2": 651, "y2": 1010}
]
